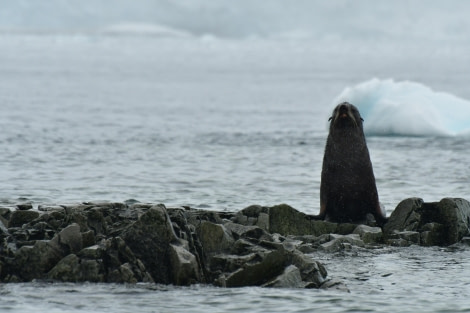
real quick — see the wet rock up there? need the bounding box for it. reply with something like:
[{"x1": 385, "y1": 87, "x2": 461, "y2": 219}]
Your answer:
[
  {"x1": 290, "y1": 249, "x2": 327, "y2": 287},
  {"x1": 434, "y1": 198, "x2": 470, "y2": 244},
  {"x1": 239, "y1": 203, "x2": 357, "y2": 237},
  {"x1": 320, "y1": 278, "x2": 351, "y2": 292},
  {"x1": 384, "y1": 198, "x2": 470, "y2": 246},
  {"x1": 319, "y1": 234, "x2": 364, "y2": 252},
  {"x1": 38, "y1": 205, "x2": 65, "y2": 213},
  {"x1": 78, "y1": 244, "x2": 103, "y2": 259},
  {"x1": 0, "y1": 208, "x2": 11, "y2": 228},
  {"x1": 48, "y1": 254, "x2": 105, "y2": 282},
  {"x1": 224, "y1": 222, "x2": 267, "y2": 240},
  {"x1": 217, "y1": 246, "x2": 289, "y2": 287},
  {"x1": 196, "y1": 221, "x2": 234, "y2": 254},
  {"x1": 460, "y1": 237, "x2": 470, "y2": 246},
  {"x1": 10, "y1": 240, "x2": 63, "y2": 281},
  {"x1": 2, "y1": 197, "x2": 469, "y2": 287},
  {"x1": 122, "y1": 204, "x2": 178, "y2": 284},
  {"x1": 263, "y1": 265, "x2": 305, "y2": 288},
  {"x1": 268, "y1": 204, "x2": 317, "y2": 236},
  {"x1": 52, "y1": 223, "x2": 83, "y2": 254},
  {"x1": 387, "y1": 231, "x2": 421, "y2": 246},
  {"x1": 8, "y1": 210, "x2": 40, "y2": 228},
  {"x1": 169, "y1": 242, "x2": 201, "y2": 285},
  {"x1": 353, "y1": 225, "x2": 383, "y2": 244},
  {"x1": 234, "y1": 205, "x2": 270, "y2": 231},
  {"x1": 383, "y1": 198, "x2": 423, "y2": 234},
  {"x1": 16, "y1": 203, "x2": 33, "y2": 211}
]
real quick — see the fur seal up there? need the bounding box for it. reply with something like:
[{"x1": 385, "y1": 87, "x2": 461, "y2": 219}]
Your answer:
[{"x1": 314, "y1": 102, "x2": 387, "y2": 225}]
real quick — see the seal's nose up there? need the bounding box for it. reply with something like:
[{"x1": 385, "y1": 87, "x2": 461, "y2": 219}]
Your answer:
[{"x1": 339, "y1": 103, "x2": 349, "y2": 112}]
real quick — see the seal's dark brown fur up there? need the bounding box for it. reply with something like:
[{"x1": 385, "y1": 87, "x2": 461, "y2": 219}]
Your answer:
[{"x1": 315, "y1": 102, "x2": 387, "y2": 225}]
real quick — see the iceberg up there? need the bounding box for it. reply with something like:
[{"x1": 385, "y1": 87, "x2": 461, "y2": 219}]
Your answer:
[{"x1": 333, "y1": 78, "x2": 470, "y2": 136}]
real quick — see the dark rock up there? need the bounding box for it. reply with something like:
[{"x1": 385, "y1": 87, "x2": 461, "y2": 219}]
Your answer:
[
  {"x1": 224, "y1": 222, "x2": 267, "y2": 240},
  {"x1": 169, "y1": 242, "x2": 201, "y2": 285},
  {"x1": 78, "y1": 244, "x2": 103, "y2": 259},
  {"x1": 320, "y1": 278, "x2": 351, "y2": 292},
  {"x1": 122, "y1": 204, "x2": 177, "y2": 284},
  {"x1": 81, "y1": 230, "x2": 96, "y2": 247},
  {"x1": 196, "y1": 221, "x2": 234, "y2": 255},
  {"x1": 434, "y1": 198, "x2": 470, "y2": 244},
  {"x1": 387, "y1": 231, "x2": 420, "y2": 246},
  {"x1": 245, "y1": 204, "x2": 357, "y2": 237},
  {"x1": 383, "y1": 198, "x2": 423, "y2": 234},
  {"x1": 0, "y1": 208, "x2": 11, "y2": 228},
  {"x1": 353, "y1": 225, "x2": 383, "y2": 244},
  {"x1": 10, "y1": 240, "x2": 63, "y2": 281},
  {"x1": 2, "y1": 198, "x2": 468, "y2": 287},
  {"x1": 38, "y1": 205, "x2": 65, "y2": 213},
  {"x1": 8, "y1": 210, "x2": 40, "y2": 228},
  {"x1": 268, "y1": 204, "x2": 316, "y2": 236},
  {"x1": 384, "y1": 198, "x2": 470, "y2": 246},
  {"x1": 48, "y1": 254, "x2": 105, "y2": 282},
  {"x1": 52, "y1": 223, "x2": 83, "y2": 254},
  {"x1": 263, "y1": 265, "x2": 305, "y2": 288},
  {"x1": 460, "y1": 237, "x2": 470, "y2": 246},
  {"x1": 319, "y1": 234, "x2": 364, "y2": 252},
  {"x1": 217, "y1": 246, "x2": 290, "y2": 287},
  {"x1": 290, "y1": 249, "x2": 327, "y2": 287},
  {"x1": 16, "y1": 203, "x2": 33, "y2": 211}
]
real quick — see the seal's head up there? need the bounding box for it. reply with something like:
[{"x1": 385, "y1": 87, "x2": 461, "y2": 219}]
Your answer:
[{"x1": 328, "y1": 102, "x2": 364, "y2": 130}]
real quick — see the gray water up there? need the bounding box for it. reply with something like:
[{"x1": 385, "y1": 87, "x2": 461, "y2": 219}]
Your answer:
[
  {"x1": 1, "y1": 1, "x2": 470, "y2": 311},
  {"x1": 1, "y1": 246, "x2": 470, "y2": 313}
]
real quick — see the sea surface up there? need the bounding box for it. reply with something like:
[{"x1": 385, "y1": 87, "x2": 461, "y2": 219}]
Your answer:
[{"x1": 1, "y1": 1, "x2": 470, "y2": 312}]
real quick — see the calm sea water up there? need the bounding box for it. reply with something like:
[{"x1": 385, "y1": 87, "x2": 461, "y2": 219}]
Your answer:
[{"x1": 1, "y1": 3, "x2": 470, "y2": 311}]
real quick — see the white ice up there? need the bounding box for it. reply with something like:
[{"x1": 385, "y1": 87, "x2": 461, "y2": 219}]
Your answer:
[{"x1": 333, "y1": 78, "x2": 470, "y2": 137}]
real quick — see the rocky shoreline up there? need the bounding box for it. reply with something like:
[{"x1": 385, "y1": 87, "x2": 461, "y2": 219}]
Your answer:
[{"x1": 1, "y1": 198, "x2": 469, "y2": 288}]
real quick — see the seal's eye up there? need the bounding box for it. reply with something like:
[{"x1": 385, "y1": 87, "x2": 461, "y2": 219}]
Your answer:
[
  {"x1": 328, "y1": 116, "x2": 333, "y2": 121},
  {"x1": 360, "y1": 118, "x2": 364, "y2": 121}
]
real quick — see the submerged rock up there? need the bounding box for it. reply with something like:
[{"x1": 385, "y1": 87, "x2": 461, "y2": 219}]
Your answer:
[{"x1": 0, "y1": 197, "x2": 469, "y2": 287}]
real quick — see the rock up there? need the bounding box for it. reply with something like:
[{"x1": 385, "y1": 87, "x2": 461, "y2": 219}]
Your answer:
[
  {"x1": 196, "y1": 221, "x2": 234, "y2": 254},
  {"x1": 234, "y1": 205, "x2": 270, "y2": 231},
  {"x1": 8, "y1": 210, "x2": 40, "y2": 228},
  {"x1": 78, "y1": 245, "x2": 103, "y2": 259},
  {"x1": 387, "y1": 231, "x2": 421, "y2": 246},
  {"x1": 353, "y1": 225, "x2": 383, "y2": 244},
  {"x1": 51, "y1": 223, "x2": 83, "y2": 254},
  {"x1": 10, "y1": 240, "x2": 63, "y2": 281},
  {"x1": 81, "y1": 230, "x2": 96, "y2": 247},
  {"x1": 320, "y1": 278, "x2": 350, "y2": 292},
  {"x1": 241, "y1": 203, "x2": 357, "y2": 237},
  {"x1": 268, "y1": 204, "x2": 316, "y2": 236},
  {"x1": 224, "y1": 222, "x2": 267, "y2": 240},
  {"x1": 38, "y1": 205, "x2": 65, "y2": 213},
  {"x1": 2, "y1": 197, "x2": 469, "y2": 287},
  {"x1": 217, "y1": 247, "x2": 289, "y2": 287},
  {"x1": 16, "y1": 203, "x2": 33, "y2": 211},
  {"x1": 290, "y1": 250, "x2": 327, "y2": 287},
  {"x1": 122, "y1": 204, "x2": 178, "y2": 284},
  {"x1": 263, "y1": 265, "x2": 305, "y2": 288},
  {"x1": 48, "y1": 253, "x2": 105, "y2": 282},
  {"x1": 384, "y1": 198, "x2": 470, "y2": 246},
  {"x1": 434, "y1": 198, "x2": 470, "y2": 244},
  {"x1": 460, "y1": 237, "x2": 470, "y2": 246},
  {"x1": 169, "y1": 243, "x2": 201, "y2": 285},
  {"x1": 383, "y1": 198, "x2": 423, "y2": 234},
  {"x1": 0, "y1": 208, "x2": 11, "y2": 228},
  {"x1": 319, "y1": 234, "x2": 364, "y2": 253}
]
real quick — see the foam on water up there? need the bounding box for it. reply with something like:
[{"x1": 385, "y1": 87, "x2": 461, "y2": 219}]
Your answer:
[{"x1": 333, "y1": 78, "x2": 470, "y2": 137}]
